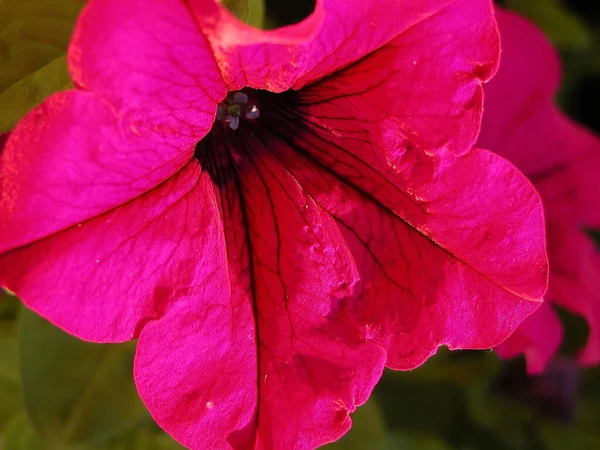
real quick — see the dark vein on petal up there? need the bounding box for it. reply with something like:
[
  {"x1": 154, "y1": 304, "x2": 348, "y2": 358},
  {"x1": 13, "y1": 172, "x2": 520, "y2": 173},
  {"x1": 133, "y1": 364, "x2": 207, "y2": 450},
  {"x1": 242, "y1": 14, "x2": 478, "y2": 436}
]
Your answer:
[
  {"x1": 223, "y1": 135, "x2": 262, "y2": 444},
  {"x1": 259, "y1": 95, "x2": 535, "y2": 300}
]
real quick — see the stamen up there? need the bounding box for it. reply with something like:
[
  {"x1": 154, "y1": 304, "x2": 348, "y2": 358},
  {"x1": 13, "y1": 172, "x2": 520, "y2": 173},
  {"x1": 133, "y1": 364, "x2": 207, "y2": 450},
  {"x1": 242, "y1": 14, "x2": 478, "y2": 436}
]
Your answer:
[
  {"x1": 246, "y1": 104, "x2": 260, "y2": 120},
  {"x1": 216, "y1": 90, "x2": 261, "y2": 130},
  {"x1": 216, "y1": 105, "x2": 227, "y2": 121},
  {"x1": 227, "y1": 103, "x2": 242, "y2": 117},
  {"x1": 226, "y1": 116, "x2": 240, "y2": 130},
  {"x1": 232, "y1": 92, "x2": 249, "y2": 104}
]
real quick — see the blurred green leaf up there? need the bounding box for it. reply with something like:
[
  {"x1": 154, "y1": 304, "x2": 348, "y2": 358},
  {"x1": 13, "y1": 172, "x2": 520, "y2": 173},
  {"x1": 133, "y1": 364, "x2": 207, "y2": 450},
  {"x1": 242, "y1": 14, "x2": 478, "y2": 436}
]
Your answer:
[
  {"x1": 0, "y1": 290, "x2": 20, "y2": 322},
  {"x1": 101, "y1": 424, "x2": 184, "y2": 450},
  {"x1": 324, "y1": 398, "x2": 389, "y2": 450},
  {"x1": 375, "y1": 371, "x2": 471, "y2": 446},
  {"x1": 375, "y1": 351, "x2": 516, "y2": 450},
  {"x1": 388, "y1": 431, "x2": 452, "y2": 450},
  {"x1": 0, "y1": 56, "x2": 72, "y2": 132},
  {"x1": 539, "y1": 421, "x2": 600, "y2": 450},
  {"x1": 466, "y1": 375, "x2": 536, "y2": 450},
  {"x1": 505, "y1": 0, "x2": 593, "y2": 52},
  {"x1": 0, "y1": 322, "x2": 22, "y2": 430},
  {"x1": 385, "y1": 348, "x2": 500, "y2": 387},
  {"x1": 545, "y1": 366, "x2": 600, "y2": 450},
  {"x1": 19, "y1": 309, "x2": 149, "y2": 448},
  {"x1": 2, "y1": 413, "x2": 44, "y2": 450},
  {"x1": 0, "y1": 0, "x2": 84, "y2": 132},
  {"x1": 221, "y1": 0, "x2": 265, "y2": 28}
]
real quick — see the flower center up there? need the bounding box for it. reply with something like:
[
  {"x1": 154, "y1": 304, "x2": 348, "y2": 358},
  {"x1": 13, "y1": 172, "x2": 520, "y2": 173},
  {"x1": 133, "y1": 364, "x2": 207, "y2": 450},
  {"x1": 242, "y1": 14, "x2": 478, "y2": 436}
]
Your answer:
[
  {"x1": 196, "y1": 88, "x2": 304, "y2": 187},
  {"x1": 216, "y1": 91, "x2": 260, "y2": 130}
]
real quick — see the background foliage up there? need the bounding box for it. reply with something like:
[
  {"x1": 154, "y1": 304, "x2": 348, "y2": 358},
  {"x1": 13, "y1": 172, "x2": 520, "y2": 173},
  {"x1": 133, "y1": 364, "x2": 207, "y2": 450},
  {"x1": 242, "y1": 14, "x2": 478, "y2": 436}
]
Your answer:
[{"x1": 1, "y1": 0, "x2": 599, "y2": 448}]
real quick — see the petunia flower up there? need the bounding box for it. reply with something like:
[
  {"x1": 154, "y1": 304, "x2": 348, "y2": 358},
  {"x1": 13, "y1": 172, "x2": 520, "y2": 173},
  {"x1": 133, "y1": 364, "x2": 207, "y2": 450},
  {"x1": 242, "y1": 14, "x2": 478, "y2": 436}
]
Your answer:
[
  {"x1": 0, "y1": 0, "x2": 547, "y2": 448},
  {"x1": 479, "y1": 8, "x2": 600, "y2": 374}
]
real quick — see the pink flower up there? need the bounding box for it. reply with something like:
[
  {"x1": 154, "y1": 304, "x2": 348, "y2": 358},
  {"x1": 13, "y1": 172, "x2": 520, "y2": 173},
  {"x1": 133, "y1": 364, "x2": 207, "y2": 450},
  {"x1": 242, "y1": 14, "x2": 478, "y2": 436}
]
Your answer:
[
  {"x1": 0, "y1": 0, "x2": 547, "y2": 448},
  {"x1": 478, "y1": 8, "x2": 600, "y2": 374}
]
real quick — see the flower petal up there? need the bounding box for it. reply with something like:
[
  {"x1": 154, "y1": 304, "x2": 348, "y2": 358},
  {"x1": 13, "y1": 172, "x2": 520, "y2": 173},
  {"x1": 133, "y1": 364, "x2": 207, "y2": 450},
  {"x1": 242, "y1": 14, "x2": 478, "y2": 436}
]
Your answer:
[
  {"x1": 322, "y1": 150, "x2": 546, "y2": 368},
  {"x1": 0, "y1": 90, "x2": 200, "y2": 252},
  {"x1": 189, "y1": 0, "x2": 493, "y2": 101},
  {"x1": 495, "y1": 302, "x2": 563, "y2": 374},
  {"x1": 135, "y1": 153, "x2": 386, "y2": 448},
  {"x1": 478, "y1": 8, "x2": 600, "y2": 370},
  {"x1": 543, "y1": 213, "x2": 600, "y2": 366},
  {"x1": 477, "y1": 8, "x2": 561, "y2": 173},
  {"x1": 1, "y1": 0, "x2": 229, "y2": 252},
  {"x1": 133, "y1": 169, "x2": 258, "y2": 449},
  {"x1": 300, "y1": 0, "x2": 499, "y2": 155},
  {"x1": 0, "y1": 162, "x2": 207, "y2": 341},
  {"x1": 69, "y1": 0, "x2": 227, "y2": 124},
  {"x1": 258, "y1": 99, "x2": 547, "y2": 368}
]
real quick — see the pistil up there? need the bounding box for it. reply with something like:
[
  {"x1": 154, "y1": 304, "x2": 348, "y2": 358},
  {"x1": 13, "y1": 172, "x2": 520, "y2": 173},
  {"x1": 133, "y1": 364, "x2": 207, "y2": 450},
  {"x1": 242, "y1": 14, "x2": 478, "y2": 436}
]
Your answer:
[{"x1": 217, "y1": 91, "x2": 261, "y2": 130}]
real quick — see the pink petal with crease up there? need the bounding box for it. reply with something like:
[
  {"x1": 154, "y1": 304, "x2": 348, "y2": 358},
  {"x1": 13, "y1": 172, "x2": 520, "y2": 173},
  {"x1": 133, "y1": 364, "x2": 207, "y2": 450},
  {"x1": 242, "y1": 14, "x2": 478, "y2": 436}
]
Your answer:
[
  {"x1": 135, "y1": 157, "x2": 386, "y2": 449},
  {"x1": 0, "y1": 92, "x2": 195, "y2": 252},
  {"x1": 0, "y1": 162, "x2": 206, "y2": 341}
]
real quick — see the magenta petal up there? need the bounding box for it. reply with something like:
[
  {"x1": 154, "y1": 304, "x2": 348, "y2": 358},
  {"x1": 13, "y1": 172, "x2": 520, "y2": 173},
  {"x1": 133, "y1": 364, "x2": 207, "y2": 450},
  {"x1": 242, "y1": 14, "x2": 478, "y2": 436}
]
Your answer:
[
  {"x1": 189, "y1": 0, "x2": 489, "y2": 95},
  {"x1": 546, "y1": 227, "x2": 600, "y2": 366},
  {"x1": 495, "y1": 302, "x2": 563, "y2": 374},
  {"x1": 326, "y1": 148, "x2": 546, "y2": 369},
  {"x1": 0, "y1": 91, "x2": 199, "y2": 252},
  {"x1": 69, "y1": 0, "x2": 227, "y2": 124},
  {"x1": 135, "y1": 155, "x2": 386, "y2": 448},
  {"x1": 0, "y1": 163, "x2": 208, "y2": 342},
  {"x1": 0, "y1": 1, "x2": 553, "y2": 446},
  {"x1": 259, "y1": 97, "x2": 546, "y2": 368},
  {"x1": 133, "y1": 170, "x2": 258, "y2": 448},
  {"x1": 300, "y1": 0, "x2": 499, "y2": 155},
  {"x1": 1, "y1": 0, "x2": 230, "y2": 252},
  {"x1": 479, "y1": 8, "x2": 600, "y2": 371}
]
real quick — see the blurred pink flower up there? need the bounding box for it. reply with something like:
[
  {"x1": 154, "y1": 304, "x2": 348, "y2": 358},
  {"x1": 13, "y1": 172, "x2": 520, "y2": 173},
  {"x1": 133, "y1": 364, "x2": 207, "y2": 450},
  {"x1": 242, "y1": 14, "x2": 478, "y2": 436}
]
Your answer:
[
  {"x1": 479, "y1": 8, "x2": 600, "y2": 374},
  {"x1": 0, "y1": 0, "x2": 547, "y2": 447}
]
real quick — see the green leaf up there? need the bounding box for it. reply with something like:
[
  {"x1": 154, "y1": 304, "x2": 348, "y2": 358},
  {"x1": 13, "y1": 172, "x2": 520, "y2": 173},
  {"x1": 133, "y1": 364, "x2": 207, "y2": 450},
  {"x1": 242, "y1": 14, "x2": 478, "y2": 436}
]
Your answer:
[
  {"x1": 2, "y1": 413, "x2": 44, "y2": 450},
  {"x1": 388, "y1": 431, "x2": 452, "y2": 450},
  {"x1": 539, "y1": 422, "x2": 600, "y2": 450},
  {"x1": 540, "y1": 366, "x2": 600, "y2": 450},
  {"x1": 19, "y1": 309, "x2": 149, "y2": 448},
  {"x1": 505, "y1": 0, "x2": 593, "y2": 52},
  {"x1": 221, "y1": 0, "x2": 265, "y2": 29},
  {"x1": 0, "y1": 0, "x2": 84, "y2": 132},
  {"x1": 384, "y1": 348, "x2": 500, "y2": 387},
  {"x1": 101, "y1": 425, "x2": 185, "y2": 450},
  {"x1": 0, "y1": 56, "x2": 72, "y2": 132},
  {"x1": 324, "y1": 399, "x2": 389, "y2": 450},
  {"x1": 465, "y1": 376, "x2": 536, "y2": 449},
  {"x1": 0, "y1": 290, "x2": 21, "y2": 322},
  {"x1": 0, "y1": 322, "x2": 23, "y2": 430}
]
